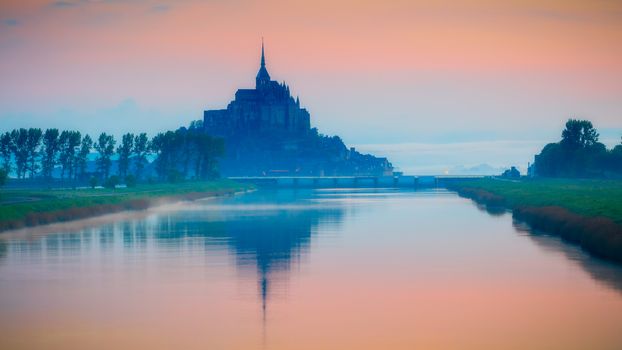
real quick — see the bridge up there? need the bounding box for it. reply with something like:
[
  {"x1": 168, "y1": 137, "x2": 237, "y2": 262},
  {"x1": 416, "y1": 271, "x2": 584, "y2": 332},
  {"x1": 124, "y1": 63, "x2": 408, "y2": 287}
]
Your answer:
[{"x1": 228, "y1": 175, "x2": 484, "y2": 188}]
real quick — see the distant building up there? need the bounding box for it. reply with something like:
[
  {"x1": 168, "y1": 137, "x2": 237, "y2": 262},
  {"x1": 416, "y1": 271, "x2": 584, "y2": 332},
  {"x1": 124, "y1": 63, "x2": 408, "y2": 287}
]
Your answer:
[
  {"x1": 204, "y1": 41, "x2": 392, "y2": 176},
  {"x1": 501, "y1": 166, "x2": 521, "y2": 179}
]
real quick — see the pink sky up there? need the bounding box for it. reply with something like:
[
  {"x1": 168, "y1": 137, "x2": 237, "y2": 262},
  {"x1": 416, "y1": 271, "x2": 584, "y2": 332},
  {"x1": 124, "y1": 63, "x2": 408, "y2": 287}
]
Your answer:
[{"x1": 1, "y1": 0, "x2": 621, "y2": 172}]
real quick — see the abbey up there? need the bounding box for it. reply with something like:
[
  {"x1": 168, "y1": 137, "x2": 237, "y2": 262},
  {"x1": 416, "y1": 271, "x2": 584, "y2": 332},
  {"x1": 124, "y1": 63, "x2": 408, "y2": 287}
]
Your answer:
[
  {"x1": 204, "y1": 42, "x2": 393, "y2": 176},
  {"x1": 204, "y1": 43, "x2": 310, "y2": 137}
]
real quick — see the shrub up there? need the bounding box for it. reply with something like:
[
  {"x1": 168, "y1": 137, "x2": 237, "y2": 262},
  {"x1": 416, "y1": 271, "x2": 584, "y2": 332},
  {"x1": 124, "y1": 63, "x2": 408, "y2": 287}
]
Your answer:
[
  {"x1": 513, "y1": 206, "x2": 622, "y2": 262},
  {"x1": 103, "y1": 176, "x2": 120, "y2": 189},
  {"x1": 451, "y1": 186, "x2": 505, "y2": 208},
  {"x1": 125, "y1": 174, "x2": 137, "y2": 188},
  {"x1": 89, "y1": 176, "x2": 98, "y2": 189},
  {"x1": 167, "y1": 170, "x2": 183, "y2": 183},
  {"x1": 0, "y1": 168, "x2": 6, "y2": 188}
]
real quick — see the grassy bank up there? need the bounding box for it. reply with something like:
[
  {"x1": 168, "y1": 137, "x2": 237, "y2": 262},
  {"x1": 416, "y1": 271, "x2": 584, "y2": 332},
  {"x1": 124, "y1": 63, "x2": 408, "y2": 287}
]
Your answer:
[
  {"x1": 448, "y1": 178, "x2": 622, "y2": 262},
  {"x1": 0, "y1": 180, "x2": 252, "y2": 232}
]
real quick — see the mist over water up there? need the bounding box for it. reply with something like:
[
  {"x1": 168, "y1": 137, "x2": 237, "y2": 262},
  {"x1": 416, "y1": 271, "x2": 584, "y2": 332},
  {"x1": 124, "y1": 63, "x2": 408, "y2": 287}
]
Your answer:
[{"x1": 1, "y1": 188, "x2": 622, "y2": 349}]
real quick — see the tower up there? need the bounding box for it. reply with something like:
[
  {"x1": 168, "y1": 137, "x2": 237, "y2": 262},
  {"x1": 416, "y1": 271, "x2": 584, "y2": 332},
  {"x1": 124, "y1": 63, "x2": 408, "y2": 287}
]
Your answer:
[{"x1": 256, "y1": 39, "x2": 271, "y2": 90}]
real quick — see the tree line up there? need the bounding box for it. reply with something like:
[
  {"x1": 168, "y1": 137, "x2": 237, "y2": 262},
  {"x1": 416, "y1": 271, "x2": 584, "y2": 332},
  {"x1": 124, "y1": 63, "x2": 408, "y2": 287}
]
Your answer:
[
  {"x1": 150, "y1": 121, "x2": 224, "y2": 182},
  {"x1": 0, "y1": 121, "x2": 224, "y2": 187},
  {"x1": 534, "y1": 119, "x2": 622, "y2": 178}
]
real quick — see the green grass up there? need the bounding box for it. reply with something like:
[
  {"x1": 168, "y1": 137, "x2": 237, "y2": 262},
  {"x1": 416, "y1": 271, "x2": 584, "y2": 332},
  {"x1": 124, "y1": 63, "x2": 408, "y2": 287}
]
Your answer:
[
  {"x1": 452, "y1": 178, "x2": 622, "y2": 224},
  {"x1": 0, "y1": 180, "x2": 252, "y2": 225}
]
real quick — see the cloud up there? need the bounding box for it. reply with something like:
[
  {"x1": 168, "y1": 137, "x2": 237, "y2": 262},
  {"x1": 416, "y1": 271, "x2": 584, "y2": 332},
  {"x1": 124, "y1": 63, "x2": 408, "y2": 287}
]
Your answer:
[
  {"x1": 50, "y1": 1, "x2": 78, "y2": 8},
  {"x1": 525, "y1": 9, "x2": 586, "y2": 22},
  {"x1": 150, "y1": 4, "x2": 171, "y2": 13},
  {"x1": 3, "y1": 18, "x2": 19, "y2": 27},
  {"x1": 45, "y1": 0, "x2": 175, "y2": 15}
]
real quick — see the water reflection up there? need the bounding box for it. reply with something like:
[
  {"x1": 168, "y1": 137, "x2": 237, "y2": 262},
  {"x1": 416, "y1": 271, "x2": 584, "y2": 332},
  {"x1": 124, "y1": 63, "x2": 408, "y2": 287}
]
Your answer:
[
  {"x1": 0, "y1": 240, "x2": 6, "y2": 260},
  {"x1": 2, "y1": 189, "x2": 622, "y2": 349},
  {"x1": 0, "y1": 189, "x2": 347, "y2": 323},
  {"x1": 148, "y1": 191, "x2": 346, "y2": 321},
  {"x1": 513, "y1": 220, "x2": 622, "y2": 294},
  {"x1": 453, "y1": 194, "x2": 622, "y2": 295}
]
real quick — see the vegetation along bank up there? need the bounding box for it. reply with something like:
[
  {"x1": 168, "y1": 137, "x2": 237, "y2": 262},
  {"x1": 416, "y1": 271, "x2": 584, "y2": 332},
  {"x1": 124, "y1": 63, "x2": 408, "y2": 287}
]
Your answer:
[{"x1": 0, "y1": 180, "x2": 252, "y2": 233}]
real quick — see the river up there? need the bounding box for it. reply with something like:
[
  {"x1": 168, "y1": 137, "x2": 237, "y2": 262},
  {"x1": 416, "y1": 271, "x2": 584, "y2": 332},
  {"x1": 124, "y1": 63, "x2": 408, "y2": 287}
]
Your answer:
[{"x1": 1, "y1": 188, "x2": 622, "y2": 349}]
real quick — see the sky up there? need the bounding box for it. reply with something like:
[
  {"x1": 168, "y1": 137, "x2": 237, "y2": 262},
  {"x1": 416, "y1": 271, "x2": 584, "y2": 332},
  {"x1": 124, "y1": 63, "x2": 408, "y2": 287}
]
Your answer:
[{"x1": 1, "y1": 0, "x2": 621, "y2": 174}]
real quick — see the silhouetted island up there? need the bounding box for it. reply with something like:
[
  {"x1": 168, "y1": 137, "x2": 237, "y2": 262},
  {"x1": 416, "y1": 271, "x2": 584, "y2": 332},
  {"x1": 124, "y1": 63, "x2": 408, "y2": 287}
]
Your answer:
[{"x1": 204, "y1": 42, "x2": 393, "y2": 177}]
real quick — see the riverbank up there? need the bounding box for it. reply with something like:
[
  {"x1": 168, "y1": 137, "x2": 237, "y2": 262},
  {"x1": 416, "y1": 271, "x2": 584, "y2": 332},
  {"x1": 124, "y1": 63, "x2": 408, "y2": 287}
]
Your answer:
[
  {"x1": 448, "y1": 178, "x2": 622, "y2": 263},
  {"x1": 0, "y1": 180, "x2": 252, "y2": 233}
]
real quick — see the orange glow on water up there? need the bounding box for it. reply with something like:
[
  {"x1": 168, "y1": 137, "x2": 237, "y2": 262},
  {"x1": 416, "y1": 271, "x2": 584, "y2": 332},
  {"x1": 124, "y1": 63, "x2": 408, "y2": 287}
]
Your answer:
[{"x1": 1, "y1": 189, "x2": 622, "y2": 349}]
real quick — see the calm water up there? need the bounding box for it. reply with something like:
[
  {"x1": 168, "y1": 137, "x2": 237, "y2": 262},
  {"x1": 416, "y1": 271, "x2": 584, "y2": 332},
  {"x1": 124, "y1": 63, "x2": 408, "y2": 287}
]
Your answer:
[{"x1": 2, "y1": 188, "x2": 622, "y2": 349}]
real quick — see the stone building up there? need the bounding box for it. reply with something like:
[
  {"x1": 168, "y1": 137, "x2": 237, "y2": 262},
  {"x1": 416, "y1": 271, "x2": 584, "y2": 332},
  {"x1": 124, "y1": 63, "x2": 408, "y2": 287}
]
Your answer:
[
  {"x1": 204, "y1": 42, "x2": 310, "y2": 137},
  {"x1": 204, "y1": 42, "x2": 392, "y2": 177}
]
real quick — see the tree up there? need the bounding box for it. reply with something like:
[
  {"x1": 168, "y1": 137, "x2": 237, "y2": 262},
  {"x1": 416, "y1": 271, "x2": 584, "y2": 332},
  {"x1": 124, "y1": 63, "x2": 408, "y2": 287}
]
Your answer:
[
  {"x1": 189, "y1": 120, "x2": 203, "y2": 130},
  {"x1": 178, "y1": 128, "x2": 193, "y2": 178},
  {"x1": 610, "y1": 139, "x2": 622, "y2": 174},
  {"x1": 561, "y1": 119, "x2": 599, "y2": 150},
  {"x1": 0, "y1": 168, "x2": 7, "y2": 188},
  {"x1": 58, "y1": 131, "x2": 81, "y2": 180},
  {"x1": 12, "y1": 129, "x2": 29, "y2": 179},
  {"x1": 501, "y1": 166, "x2": 520, "y2": 178},
  {"x1": 534, "y1": 119, "x2": 620, "y2": 178},
  {"x1": 94, "y1": 133, "x2": 115, "y2": 179},
  {"x1": 205, "y1": 136, "x2": 224, "y2": 179},
  {"x1": 133, "y1": 133, "x2": 149, "y2": 180},
  {"x1": 560, "y1": 120, "x2": 605, "y2": 177},
  {"x1": 125, "y1": 174, "x2": 137, "y2": 187},
  {"x1": 89, "y1": 176, "x2": 97, "y2": 189},
  {"x1": 150, "y1": 124, "x2": 224, "y2": 182},
  {"x1": 191, "y1": 133, "x2": 203, "y2": 178},
  {"x1": 0, "y1": 132, "x2": 14, "y2": 174},
  {"x1": 75, "y1": 135, "x2": 93, "y2": 180},
  {"x1": 25, "y1": 128, "x2": 43, "y2": 178},
  {"x1": 58, "y1": 131, "x2": 68, "y2": 179},
  {"x1": 103, "y1": 175, "x2": 119, "y2": 189},
  {"x1": 117, "y1": 133, "x2": 134, "y2": 179},
  {"x1": 194, "y1": 133, "x2": 224, "y2": 179},
  {"x1": 41, "y1": 129, "x2": 60, "y2": 180},
  {"x1": 150, "y1": 131, "x2": 175, "y2": 180},
  {"x1": 67, "y1": 132, "x2": 81, "y2": 180}
]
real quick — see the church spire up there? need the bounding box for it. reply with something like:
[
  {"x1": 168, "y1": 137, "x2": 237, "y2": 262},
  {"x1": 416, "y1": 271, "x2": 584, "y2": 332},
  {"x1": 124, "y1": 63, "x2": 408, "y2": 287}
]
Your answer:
[
  {"x1": 256, "y1": 38, "x2": 271, "y2": 89},
  {"x1": 261, "y1": 37, "x2": 266, "y2": 67}
]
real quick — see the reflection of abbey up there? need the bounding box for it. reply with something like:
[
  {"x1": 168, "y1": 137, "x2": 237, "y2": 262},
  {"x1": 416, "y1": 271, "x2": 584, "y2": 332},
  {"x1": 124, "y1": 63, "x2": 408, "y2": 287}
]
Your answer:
[{"x1": 204, "y1": 42, "x2": 393, "y2": 176}]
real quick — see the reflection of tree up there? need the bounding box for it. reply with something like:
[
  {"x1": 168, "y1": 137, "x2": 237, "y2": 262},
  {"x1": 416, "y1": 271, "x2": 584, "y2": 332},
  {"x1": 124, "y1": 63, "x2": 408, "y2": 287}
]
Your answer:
[
  {"x1": 0, "y1": 239, "x2": 6, "y2": 260},
  {"x1": 0, "y1": 190, "x2": 348, "y2": 326},
  {"x1": 513, "y1": 220, "x2": 622, "y2": 294},
  {"x1": 464, "y1": 197, "x2": 622, "y2": 295},
  {"x1": 471, "y1": 202, "x2": 507, "y2": 217}
]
